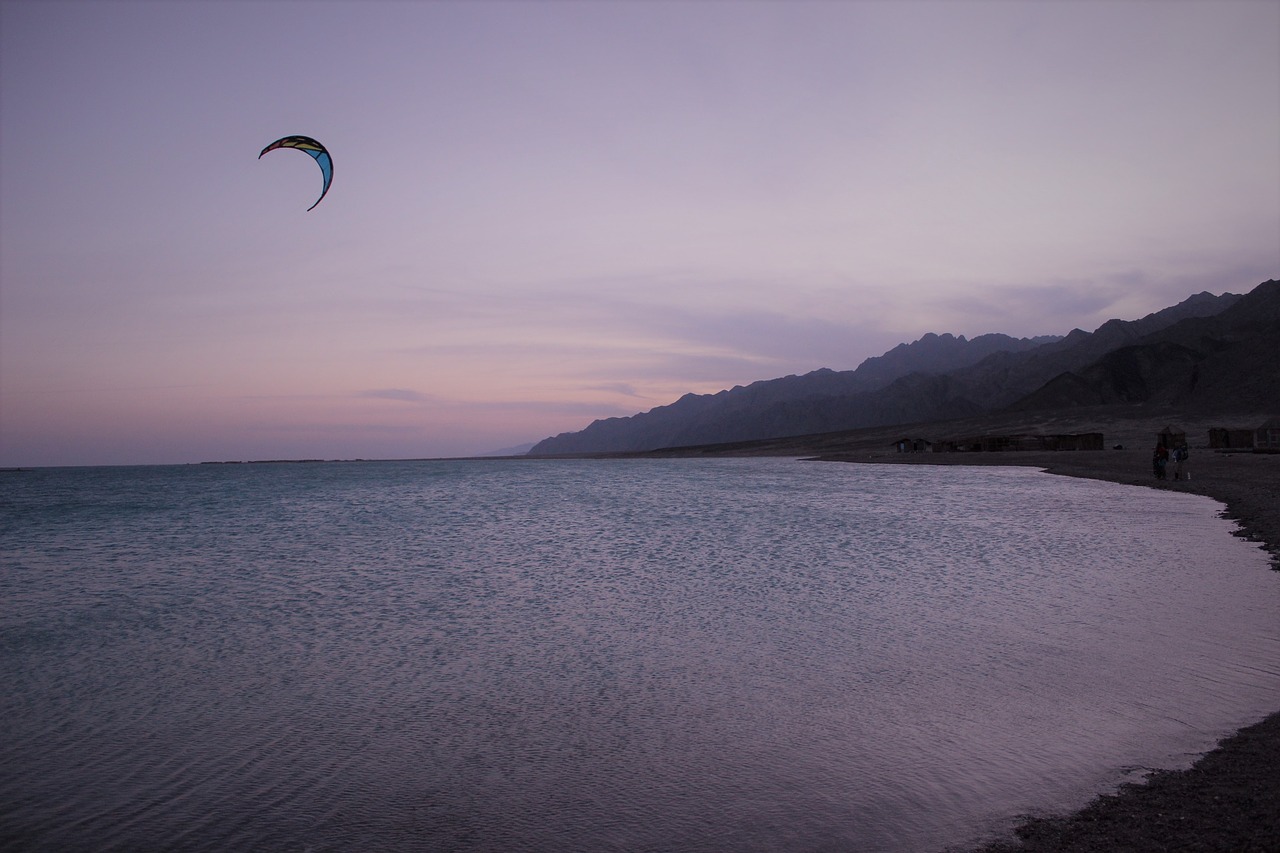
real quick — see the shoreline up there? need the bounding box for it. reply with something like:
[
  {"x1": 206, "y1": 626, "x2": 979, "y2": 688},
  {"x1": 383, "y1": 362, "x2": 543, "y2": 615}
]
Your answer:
[
  {"x1": 816, "y1": 447, "x2": 1280, "y2": 570},
  {"x1": 818, "y1": 448, "x2": 1280, "y2": 851}
]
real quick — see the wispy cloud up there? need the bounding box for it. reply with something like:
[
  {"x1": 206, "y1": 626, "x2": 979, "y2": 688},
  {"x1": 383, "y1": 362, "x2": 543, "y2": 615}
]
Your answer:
[
  {"x1": 586, "y1": 382, "x2": 643, "y2": 397},
  {"x1": 357, "y1": 388, "x2": 436, "y2": 403}
]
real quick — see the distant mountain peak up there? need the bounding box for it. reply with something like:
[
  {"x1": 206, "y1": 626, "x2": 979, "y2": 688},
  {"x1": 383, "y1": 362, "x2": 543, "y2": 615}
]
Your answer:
[{"x1": 528, "y1": 282, "x2": 1264, "y2": 456}]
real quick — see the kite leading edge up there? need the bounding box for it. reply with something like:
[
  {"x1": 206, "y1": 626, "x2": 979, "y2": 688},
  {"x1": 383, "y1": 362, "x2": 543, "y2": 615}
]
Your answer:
[{"x1": 259, "y1": 135, "x2": 333, "y2": 211}]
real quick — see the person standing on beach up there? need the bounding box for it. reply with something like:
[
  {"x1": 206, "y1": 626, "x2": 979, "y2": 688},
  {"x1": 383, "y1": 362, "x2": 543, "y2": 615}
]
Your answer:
[
  {"x1": 1173, "y1": 444, "x2": 1189, "y2": 480},
  {"x1": 1153, "y1": 444, "x2": 1169, "y2": 480}
]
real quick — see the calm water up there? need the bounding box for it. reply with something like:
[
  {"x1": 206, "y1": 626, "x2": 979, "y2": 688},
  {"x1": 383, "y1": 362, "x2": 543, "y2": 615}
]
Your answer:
[{"x1": 1, "y1": 458, "x2": 1277, "y2": 852}]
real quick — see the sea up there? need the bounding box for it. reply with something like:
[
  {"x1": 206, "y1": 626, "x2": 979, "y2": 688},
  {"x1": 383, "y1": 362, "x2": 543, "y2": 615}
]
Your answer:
[{"x1": 1, "y1": 458, "x2": 1277, "y2": 853}]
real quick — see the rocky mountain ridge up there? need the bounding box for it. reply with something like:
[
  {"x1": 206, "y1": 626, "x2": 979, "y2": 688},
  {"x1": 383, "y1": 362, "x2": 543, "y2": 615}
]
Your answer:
[{"x1": 529, "y1": 283, "x2": 1271, "y2": 455}]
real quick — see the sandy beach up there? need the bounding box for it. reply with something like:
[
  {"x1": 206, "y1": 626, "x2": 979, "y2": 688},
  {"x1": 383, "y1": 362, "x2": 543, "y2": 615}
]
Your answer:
[{"x1": 818, "y1": 447, "x2": 1280, "y2": 851}]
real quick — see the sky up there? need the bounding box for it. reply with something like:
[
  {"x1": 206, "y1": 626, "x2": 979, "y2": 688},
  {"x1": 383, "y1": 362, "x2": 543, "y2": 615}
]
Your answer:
[{"x1": 1, "y1": 0, "x2": 1277, "y2": 467}]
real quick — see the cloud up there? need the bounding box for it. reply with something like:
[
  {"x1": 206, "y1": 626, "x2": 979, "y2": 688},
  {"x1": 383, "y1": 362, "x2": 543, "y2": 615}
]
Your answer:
[
  {"x1": 923, "y1": 262, "x2": 1278, "y2": 340},
  {"x1": 395, "y1": 270, "x2": 911, "y2": 372},
  {"x1": 358, "y1": 388, "x2": 436, "y2": 403},
  {"x1": 466, "y1": 398, "x2": 639, "y2": 418},
  {"x1": 586, "y1": 382, "x2": 643, "y2": 397},
  {"x1": 627, "y1": 302, "x2": 903, "y2": 372},
  {"x1": 928, "y1": 278, "x2": 1131, "y2": 337}
]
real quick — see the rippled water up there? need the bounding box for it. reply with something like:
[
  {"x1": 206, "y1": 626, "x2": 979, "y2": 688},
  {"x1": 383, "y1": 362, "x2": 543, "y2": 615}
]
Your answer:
[{"x1": 1, "y1": 458, "x2": 1277, "y2": 852}]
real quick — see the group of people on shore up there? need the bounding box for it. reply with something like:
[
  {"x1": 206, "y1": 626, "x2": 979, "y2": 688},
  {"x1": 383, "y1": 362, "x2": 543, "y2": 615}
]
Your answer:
[{"x1": 1152, "y1": 443, "x2": 1190, "y2": 480}]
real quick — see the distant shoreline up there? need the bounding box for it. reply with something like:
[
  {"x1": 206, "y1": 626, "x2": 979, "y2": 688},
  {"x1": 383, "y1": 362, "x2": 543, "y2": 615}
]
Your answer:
[
  {"x1": 818, "y1": 447, "x2": 1279, "y2": 570},
  {"x1": 819, "y1": 448, "x2": 1280, "y2": 851}
]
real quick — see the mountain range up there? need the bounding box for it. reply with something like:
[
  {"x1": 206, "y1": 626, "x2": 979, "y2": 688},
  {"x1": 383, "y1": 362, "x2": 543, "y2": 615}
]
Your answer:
[{"x1": 529, "y1": 279, "x2": 1279, "y2": 455}]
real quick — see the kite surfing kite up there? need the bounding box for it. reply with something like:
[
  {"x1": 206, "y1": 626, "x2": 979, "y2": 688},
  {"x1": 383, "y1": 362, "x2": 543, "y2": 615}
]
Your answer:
[{"x1": 259, "y1": 135, "x2": 333, "y2": 211}]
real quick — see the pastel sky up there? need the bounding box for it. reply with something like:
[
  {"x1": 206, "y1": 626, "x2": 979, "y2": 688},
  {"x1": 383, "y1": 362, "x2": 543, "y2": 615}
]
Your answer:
[{"x1": 2, "y1": 0, "x2": 1277, "y2": 467}]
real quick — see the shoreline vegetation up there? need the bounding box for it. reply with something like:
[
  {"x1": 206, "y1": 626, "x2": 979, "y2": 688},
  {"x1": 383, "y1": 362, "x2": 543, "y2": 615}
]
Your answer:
[{"x1": 625, "y1": 408, "x2": 1278, "y2": 850}]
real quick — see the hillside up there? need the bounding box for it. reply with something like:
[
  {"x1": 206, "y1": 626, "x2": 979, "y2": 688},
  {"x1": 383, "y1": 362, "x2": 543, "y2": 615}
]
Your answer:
[
  {"x1": 1009, "y1": 280, "x2": 1278, "y2": 412},
  {"x1": 530, "y1": 284, "x2": 1265, "y2": 456}
]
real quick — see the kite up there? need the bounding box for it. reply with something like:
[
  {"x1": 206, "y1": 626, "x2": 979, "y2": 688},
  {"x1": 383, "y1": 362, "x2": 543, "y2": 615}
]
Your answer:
[{"x1": 259, "y1": 135, "x2": 333, "y2": 211}]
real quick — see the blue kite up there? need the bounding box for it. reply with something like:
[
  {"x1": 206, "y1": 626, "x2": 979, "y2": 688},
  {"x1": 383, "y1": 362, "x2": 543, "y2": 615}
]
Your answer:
[{"x1": 259, "y1": 135, "x2": 333, "y2": 211}]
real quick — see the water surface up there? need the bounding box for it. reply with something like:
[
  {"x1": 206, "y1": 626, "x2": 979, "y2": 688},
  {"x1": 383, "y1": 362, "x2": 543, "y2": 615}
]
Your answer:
[{"x1": 2, "y1": 459, "x2": 1276, "y2": 851}]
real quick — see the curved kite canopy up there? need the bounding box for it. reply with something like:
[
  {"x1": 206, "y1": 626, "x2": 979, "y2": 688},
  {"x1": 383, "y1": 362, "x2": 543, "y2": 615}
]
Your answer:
[{"x1": 259, "y1": 135, "x2": 333, "y2": 211}]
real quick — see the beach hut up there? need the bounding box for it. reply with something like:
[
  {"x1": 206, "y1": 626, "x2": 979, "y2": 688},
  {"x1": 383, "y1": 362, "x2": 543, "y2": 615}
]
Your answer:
[
  {"x1": 893, "y1": 438, "x2": 932, "y2": 453},
  {"x1": 1156, "y1": 426, "x2": 1186, "y2": 449},
  {"x1": 977, "y1": 435, "x2": 1012, "y2": 452},
  {"x1": 933, "y1": 436, "x2": 980, "y2": 452},
  {"x1": 932, "y1": 433, "x2": 1103, "y2": 453},
  {"x1": 1208, "y1": 427, "x2": 1255, "y2": 449},
  {"x1": 1052, "y1": 432, "x2": 1104, "y2": 451},
  {"x1": 1257, "y1": 418, "x2": 1280, "y2": 450}
]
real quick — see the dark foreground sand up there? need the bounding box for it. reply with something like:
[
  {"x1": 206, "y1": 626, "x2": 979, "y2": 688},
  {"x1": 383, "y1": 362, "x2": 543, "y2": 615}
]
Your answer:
[{"x1": 820, "y1": 448, "x2": 1280, "y2": 852}]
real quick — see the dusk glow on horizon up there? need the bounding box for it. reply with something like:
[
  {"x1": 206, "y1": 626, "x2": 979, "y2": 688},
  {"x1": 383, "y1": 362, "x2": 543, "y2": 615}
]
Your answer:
[{"x1": 2, "y1": 0, "x2": 1277, "y2": 467}]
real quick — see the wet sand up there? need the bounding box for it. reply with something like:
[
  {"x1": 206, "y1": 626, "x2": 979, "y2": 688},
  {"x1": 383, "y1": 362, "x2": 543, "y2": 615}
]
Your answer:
[{"x1": 820, "y1": 448, "x2": 1280, "y2": 851}]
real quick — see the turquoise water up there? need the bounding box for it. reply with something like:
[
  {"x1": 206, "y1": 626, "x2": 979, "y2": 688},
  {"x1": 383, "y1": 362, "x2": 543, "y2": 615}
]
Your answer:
[{"x1": 1, "y1": 458, "x2": 1277, "y2": 851}]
